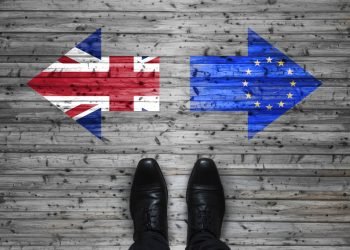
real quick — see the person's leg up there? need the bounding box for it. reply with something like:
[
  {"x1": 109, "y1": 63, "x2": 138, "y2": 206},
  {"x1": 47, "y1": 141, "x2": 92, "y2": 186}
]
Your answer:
[
  {"x1": 186, "y1": 158, "x2": 231, "y2": 250},
  {"x1": 186, "y1": 231, "x2": 230, "y2": 250},
  {"x1": 129, "y1": 158, "x2": 170, "y2": 250},
  {"x1": 129, "y1": 231, "x2": 170, "y2": 250}
]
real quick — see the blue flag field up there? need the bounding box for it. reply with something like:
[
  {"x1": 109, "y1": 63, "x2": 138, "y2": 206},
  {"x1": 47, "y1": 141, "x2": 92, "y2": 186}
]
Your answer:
[{"x1": 190, "y1": 28, "x2": 322, "y2": 139}]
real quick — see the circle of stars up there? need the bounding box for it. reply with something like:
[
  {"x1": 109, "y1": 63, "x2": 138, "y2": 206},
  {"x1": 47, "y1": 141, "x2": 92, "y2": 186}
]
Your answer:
[{"x1": 243, "y1": 57, "x2": 297, "y2": 110}]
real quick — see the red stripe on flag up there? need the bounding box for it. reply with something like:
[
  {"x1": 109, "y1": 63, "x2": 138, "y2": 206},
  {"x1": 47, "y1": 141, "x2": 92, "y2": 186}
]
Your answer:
[
  {"x1": 65, "y1": 104, "x2": 96, "y2": 118},
  {"x1": 31, "y1": 71, "x2": 160, "y2": 78},
  {"x1": 147, "y1": 57, "x2": 160, "y2": 63},
  {"x1": 28, "y1": 56, "x2": 160, "y2": 112},
  {"x1": 58, "y1": 56, "x2": 79, "y2": 64}
]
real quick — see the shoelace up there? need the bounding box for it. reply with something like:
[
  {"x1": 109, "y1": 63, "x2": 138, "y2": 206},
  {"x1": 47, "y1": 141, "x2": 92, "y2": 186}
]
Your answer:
[
  {"x1": 196, "y1": 206, "x2": 213, "y2": 230},
  {"x1": 143, "y1": 206, "x2": 160, "y2": 231}
]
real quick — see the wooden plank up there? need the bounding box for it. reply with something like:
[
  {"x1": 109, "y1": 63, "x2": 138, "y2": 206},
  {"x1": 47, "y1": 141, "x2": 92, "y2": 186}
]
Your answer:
[
  {"x1": 2, "y1": 20, "x2": 348, "y2": 35},
  {"x1": 1, "y1": 131, "x2": 349, "y2": 147},
  {"x1": 2, "y1": 165, "x2": 350, "y2": 175},
  {"x1": 0, "y1": 55, "x2": 349, "y2": 66},
  {"x1": 1, "y1": 244, "x2": 350, "y2": 250},
  {"x1": 0, "y1": 100, "x2": 348, "y2": 111},
  {"x1": 1, "y1": 247, "x2": 350, "y2": 250},
  {"x1": 1, "y1": 31, "x2": 350, "y2": 45},
  {"x1": 0, "y1": 14, "x2": 349, "y2": 35},
  {"x1": 2, "y1": 189, "x2": 350, "y2": 200},
  {"x1": 0, "y1": 220, "x2": 349, "y2": 243},
  {"x1": 1, "y1": 246, "x2": 350, "y2": 250},
  {"x1": 2, "y1": 42, "x2": 350, "y2": 56},
  {"x1": 1, "y1": 77, "x2": 349, "y2": 88},
  {"x1": 1, "y1": 87, "x2": 349, "y2": 102},
  {"x1": 1, "y1": 153, "x2": 349, "y2": 166},
  {"x1": 0, "y1": 108, "x2": 348, "y2": 123},
  {"x1": 1, "y1": 0, "x2": 349, "y2": 12},
  {"x1": 1, "y1": 122, "x2": 349, "y2": 133},
  {"x1": 1, "y1": 110, "x2": 348, "y2": 132},
  {"x1": 0, "y1": 61, "x2": 341, "y2": 79},
  {"x1": 1, "y1": 11, "x2": 350, "y2": 22},
  {"x1": 0, "y1": 175, "x2": 348, "y2": 192},
  {"x1": 1, "y1": 198, "x2": 349, "y2": 222},
  {"x1": 0, "y1": 61, "x2": 349, "y2": 77},
  {"x1": 1, "y1": 144, "x2": 349, "y2": 154}
]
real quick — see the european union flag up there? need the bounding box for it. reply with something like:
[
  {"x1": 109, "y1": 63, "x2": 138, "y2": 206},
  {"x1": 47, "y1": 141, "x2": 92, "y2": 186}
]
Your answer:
[{"x1": 190, "y1": 28, "x2": 322, "y2": 139}]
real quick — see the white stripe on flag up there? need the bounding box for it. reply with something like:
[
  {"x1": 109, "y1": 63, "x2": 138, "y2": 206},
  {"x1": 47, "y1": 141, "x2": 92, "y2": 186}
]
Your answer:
[
  {"x1": 133, "y1": 96, "x2": 160, "y2": 111},
  {"x1": 134, "y1": 57, "x2": 159, "y2": 72},
  {"x1": 44, "y1": 96, "x2": 110, "y2": 117},
  {"x1": 43, "y1": 57, "x2": 110, "y2": 72}
]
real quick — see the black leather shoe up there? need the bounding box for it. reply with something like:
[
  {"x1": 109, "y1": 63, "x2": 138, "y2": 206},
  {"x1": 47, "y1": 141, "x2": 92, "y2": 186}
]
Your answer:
[
  {"x1": 130, "y1": 158, "x2": 168, "y2": 241},
  {"x1": 186, "y1": 158, "x2": 225, "y2": 243}
]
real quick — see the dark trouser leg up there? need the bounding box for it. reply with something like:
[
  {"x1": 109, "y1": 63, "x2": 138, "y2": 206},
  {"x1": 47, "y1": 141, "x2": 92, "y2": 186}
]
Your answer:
[
  {"x1": 186, "y1": 232, "x2": 230, "y2": 250},
  {"x1": 129, "y1": 231, "x2": 170, "y2": 250}
]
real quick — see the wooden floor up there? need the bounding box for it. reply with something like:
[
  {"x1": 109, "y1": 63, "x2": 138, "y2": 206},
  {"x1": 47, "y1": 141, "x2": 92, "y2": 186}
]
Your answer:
[{"x1": 0, "y1": 0, "x2": 350, "y2": 249}]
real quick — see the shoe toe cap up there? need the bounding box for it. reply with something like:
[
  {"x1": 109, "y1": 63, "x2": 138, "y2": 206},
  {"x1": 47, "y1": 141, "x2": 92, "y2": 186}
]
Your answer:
[
  {"x1": 190, "y1": 158, "x2": 223, "y2": 187},
  {"x1": 133, "y1": 158, "x2": 166, "y2": 188}
]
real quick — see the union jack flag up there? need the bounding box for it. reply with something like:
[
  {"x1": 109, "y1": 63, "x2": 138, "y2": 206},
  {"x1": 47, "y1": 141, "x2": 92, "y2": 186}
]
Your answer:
[{"x1": 28, "y1": 29, "x2": 160, "y2": 139}]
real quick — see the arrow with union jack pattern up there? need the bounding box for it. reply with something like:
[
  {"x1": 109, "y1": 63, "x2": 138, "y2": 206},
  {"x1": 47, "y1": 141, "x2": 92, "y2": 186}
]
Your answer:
[{"x1": 28, "y1": 29, "x2": 160, "y2": 139}]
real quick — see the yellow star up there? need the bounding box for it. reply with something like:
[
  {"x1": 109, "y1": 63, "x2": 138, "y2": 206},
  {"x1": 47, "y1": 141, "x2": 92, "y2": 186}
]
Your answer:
[
  {"x1": 266, "y1": 104, "x2": 273, "y2": 110},
  {"x1": 254, "y1": 60, "x2": 260, "y2": 66},
  {"x1": 287, "y1": 68, "x2": 294, "y2": 75},
  {"x1": 245, "y1": 93, "x2": 252, "y2": 99},
  {"x1": 287, "y1": 92, "x2": 293, "y2": 99},
  {"x1": 266, "y1": 57, "x2": 272, "y2": 63},
  {"x1": 254, "y1": 101, "x2": 261, "y2": 107},
  {"x1": 278, "y1": 60, "x2": 284, "y2": 66},
  {"x1": 246, "y1": 68, "x2": 252, "y2": 75},
  {"x1": 290, "y1": 80, "x2": 296, "y2": 87},
  {"x1": 278, "y1": 101, "x2": 285, "y2": 107},
  {"x1": 242, "y1": 80, "x2": 249, "y2": 86}
]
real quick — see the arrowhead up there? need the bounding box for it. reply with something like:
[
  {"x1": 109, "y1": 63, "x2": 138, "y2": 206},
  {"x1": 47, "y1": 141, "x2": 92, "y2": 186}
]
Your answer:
[
  {"x1": 246, "y1": 28, "x2": 322, "y2": 139},
  {"x1": 28, "y1": 29, "x2": 106, "y2": 139},
  {"x1": 76, "y1": 28, "x2": 102, "y2": 59},
  {"x1": 76, "y1": 108, "x2": 102, "y2": 139},
  {"x1": 248, "y1": 28, "x2": 283, "y2": 57}
]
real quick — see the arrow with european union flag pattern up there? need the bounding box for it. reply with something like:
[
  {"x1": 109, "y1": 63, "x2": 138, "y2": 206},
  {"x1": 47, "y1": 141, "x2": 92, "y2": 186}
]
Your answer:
[{"x1": 190, "y1": 28, "x2": 322, "y2": 139}]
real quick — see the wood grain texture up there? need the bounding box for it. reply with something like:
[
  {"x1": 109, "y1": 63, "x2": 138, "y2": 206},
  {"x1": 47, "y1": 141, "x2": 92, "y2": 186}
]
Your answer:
[{"x1": 0, "y1": 0, "x2": 349, "y2": 249}]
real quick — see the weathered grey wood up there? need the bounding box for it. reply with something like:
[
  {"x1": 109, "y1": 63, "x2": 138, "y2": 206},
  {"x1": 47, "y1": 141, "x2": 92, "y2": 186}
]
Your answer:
[
  {"x1": 0, "y1": 62, "x2": 349, "y2": 77},
  {"x1": 1, "y1": 31, "x2": 350, "y2": 43},
  {"x1": 1, "y1": 153, "x2": 350, "y2": 167},
  {"x1": 2, "y1": 21, "x2": 347, "y2": 35},
  {"x1": 2, "y1": 189, "x2": 350, "y2": 200},
  {"x1": 1, "y1": 247, "x2": 350, "y2": 250},
  {"x1": 1, "y1": 153, "x2": 349, "y2": 166},
  {"x1": 3, "y1": 165, "x2": 350, "y2": 174},
  {"x1": 1, "y1": 131, "x2": 349, "y2": 148},
  {"x1": 1, "y1": 122, "x2": 349, "y2": 133},
  {"x1": 1, "y1": 39, "x2": 350, "y2": 56},
  {"x1": 1, "y1": 87, "x2": 349, "y2": 103},
  {"x1": 0, "y1": 101, "x2": 348, "y2": 111},
  {"x1": 1, "y1": 0, "x2": 349, "y2": 248},
  {"x1": 1, "y1": 11, "x2": 349, "y2": 23},
  {"x1": 1, "y1": 220, "x2": 350, "y2": 245},
  {"x1": 1, "y1": 77, "x2": 349, "y2": 88},
  {"x1": 4, "y1": 247, "x2": 347, "y2": 250},
  {"x1": 0, "y1": 109, "x2": 349, "y2": 124},
  {"x1": 0, "y1": 175, "x2": 349, "y2": 192},
  {"x1": 1, "y1": 0, "x2": 349, "y2": 12},
  {"x1": 1, "y1": 197, "x2": 349, "y2": 222},
  {"x1": 2, "y1": 144, "x2": 349, "y2": 154}
]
